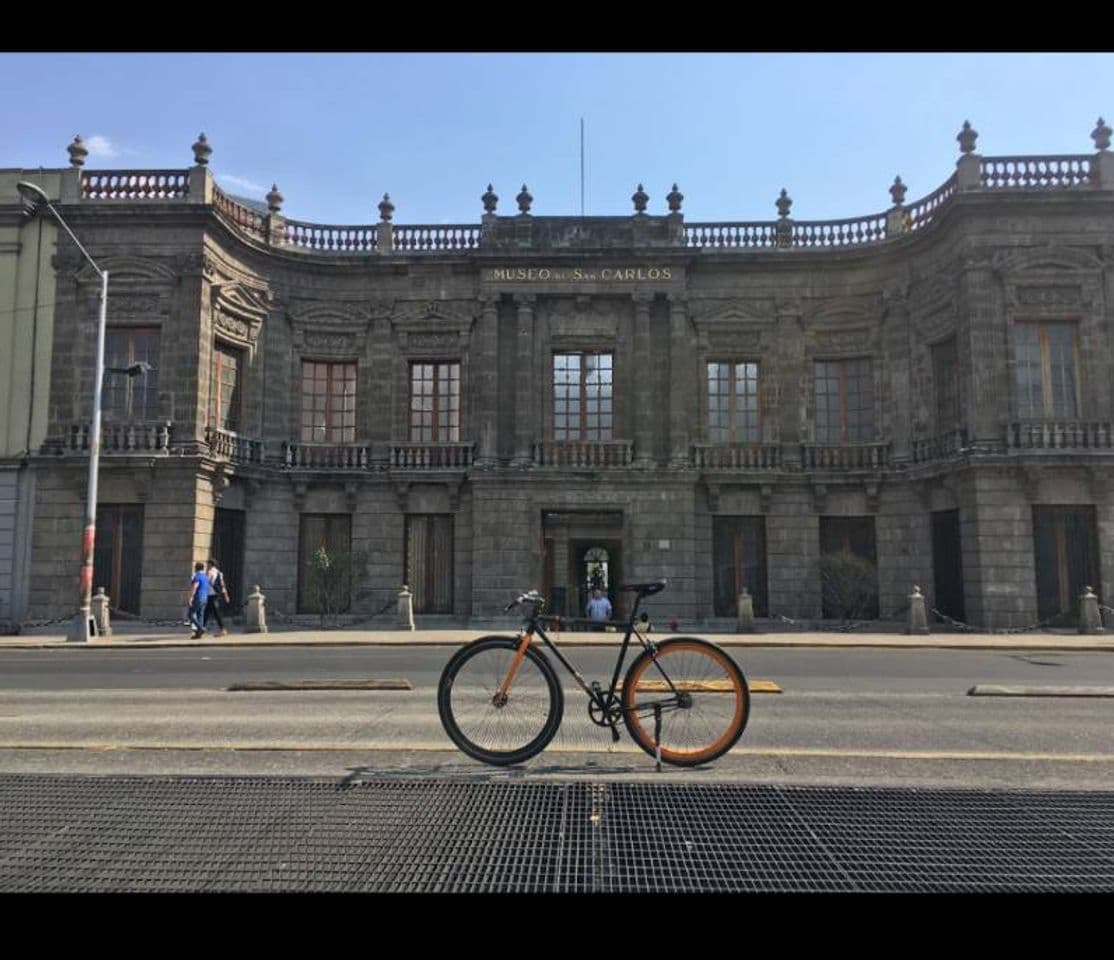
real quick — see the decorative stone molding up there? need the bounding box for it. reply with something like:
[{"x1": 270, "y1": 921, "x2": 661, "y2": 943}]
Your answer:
[
  {"x1": 390, "y1": 301, "x2": 477, "y2": 352},
  {"x1": 292, "y1": 481, "x2": 308, "y2": 513},
  {"x1": 811, "y1": 482, "x2": 828, "y2": 513},
  {"x1": 759, "y1": 483, "x2": 773, "y2": 514},
  {"x1": 242, "y1": 477, "x2": 263, "y2": 510},
  {"x1": 212, "y1": 282, "x2": 271, "y2": 350},
  {"x1": 1087, "y1": 465, "x2": 1112, "y2": 503},
  {"x1": 1016, "y1": 465, "x2": 1041, "y2": 502},
  {"x1": 77, "y1": 257, "x2": 177, "y2": 285},
  {"x1": 704, "y1": 480, "x2": 720, "y2": 514},
  {"x1": 345, "y1": 481, "x2": 359, "y2": 513},
  {"x1": 546, "y1": 297, "x2": 620, "y2": 341},
  {"x1": 393, "y1": 480, "x2": 411, "y2": 512},
  {"x1": 864, "y1": 479, "x2": 881, "y2": 513}
]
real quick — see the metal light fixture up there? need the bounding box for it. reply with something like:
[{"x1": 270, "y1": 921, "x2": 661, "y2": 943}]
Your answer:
[{"x1": 17, "y1": 180, "x2": 109, "y2": 642}]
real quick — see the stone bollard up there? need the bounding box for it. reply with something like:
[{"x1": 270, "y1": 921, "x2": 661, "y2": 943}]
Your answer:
[
  {"x1": 91, "y1": 587, "x2": 112, "y2": 638},
  {"x1": 736, "y1": 588, "x2": 755, "y2": 633},
  {"x1": 398, "y1": 584, "x2": 415, "y2": 631},
  {"x1": 907, "y1": 585, "x2": 929, "y2": 635},
  {"x1": 1079, "y1": 586, "x2": 1104, "y2": 635},
  {"x1": 245, "y1": 585, "x2": 268, "y2": 634}
]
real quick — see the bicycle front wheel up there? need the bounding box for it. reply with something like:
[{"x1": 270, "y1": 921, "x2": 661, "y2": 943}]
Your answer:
[
  {"x1": 437, "y1": 635, "x2": 564, "y2": 766},
  {"x1": 622, "y1": 638, "x2": 749, "y2": 767}
]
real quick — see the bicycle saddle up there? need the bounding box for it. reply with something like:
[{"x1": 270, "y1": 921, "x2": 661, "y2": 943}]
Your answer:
[{"x1": 619, "y1": 579, "x2": 667, "y2": 597}]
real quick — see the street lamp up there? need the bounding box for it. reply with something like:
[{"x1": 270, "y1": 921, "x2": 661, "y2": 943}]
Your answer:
[{"x1": 17, "y1": 180, "x2": 109, "y2": 642}]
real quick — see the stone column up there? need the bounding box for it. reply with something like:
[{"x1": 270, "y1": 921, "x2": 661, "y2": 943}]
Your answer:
[
  {"x1": 474, "y1": 295, "x2": 500, "y2": 467},
  {"x1": 511, "y1": 295, "x2": 536, "y2": 467},
  {"x1": 633, "y1": 293, "x2": 654, "y2": 467},
  {"x1": 667, "y1": 295, "x2": 692, "y2": 467}
]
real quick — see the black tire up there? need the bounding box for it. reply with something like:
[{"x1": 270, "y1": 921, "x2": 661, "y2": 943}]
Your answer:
[
  {"x1": 621, "y1": 637, "x2": 749, "y2": 767},
  {"x1": 437, "y1": 635, "x2": 564, "y2": 766}
]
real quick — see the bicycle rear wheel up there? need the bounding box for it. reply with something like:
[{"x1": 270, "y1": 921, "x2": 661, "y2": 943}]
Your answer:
[
  {"x1": 437, "y1": 635, "x2": 564, "y2": 766},
  {"x1": 622, "y1": 638, "x2": 749, "y2": 767}
]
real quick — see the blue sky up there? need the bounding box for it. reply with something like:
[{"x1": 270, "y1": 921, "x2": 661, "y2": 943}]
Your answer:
[{"x1": 3, "y1": 53, "x2": 1112, "y2": 226}]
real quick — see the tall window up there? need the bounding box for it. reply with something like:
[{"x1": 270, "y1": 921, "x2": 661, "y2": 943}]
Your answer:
[
  {"x1": 707, "y1": 361, "x2": 760, "y2": 443},
  {"x1": 410, "y1": 362, "x2": 460, "y2": 442},
  {"x1": 210, "y1": 342, "x2": 244, "y2": 432},
  {"x1": 1013, "y1": 322, "x2": 1079, "y2": 419},
  {"x1": 554, "y1": 352, "x2": 613, "y2": 441},
  {"x1": 102, "y1": 328, "x2": 159, "y2": 420},
  {"x1": 301, "y1": 360, "x2": 356, "y2": 443},
  {"x1": 814, "y1": 358, "x2": 873, "y2": 444},
  {"x1": 932, "y1": 337, "x2": 959, "y2": 431}
]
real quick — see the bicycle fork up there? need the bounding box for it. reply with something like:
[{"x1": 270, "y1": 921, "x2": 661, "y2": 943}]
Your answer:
[{"x1": 493, "y1": 629, "x2": 534, "y2": 708}]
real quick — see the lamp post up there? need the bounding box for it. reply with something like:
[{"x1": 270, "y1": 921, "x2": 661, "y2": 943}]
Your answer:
[{"x1": 17, "y1": 180, "x2": 108, "y2": 642}]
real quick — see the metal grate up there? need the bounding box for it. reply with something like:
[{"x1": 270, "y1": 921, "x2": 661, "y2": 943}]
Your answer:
[{"x1": 1, "y1": 776, "x2": 1112, "y2": 892}]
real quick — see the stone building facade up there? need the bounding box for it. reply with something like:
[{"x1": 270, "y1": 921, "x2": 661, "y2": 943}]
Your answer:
[{"x1": 7, "y1": 122, "x2": 1114, "y2": 629}]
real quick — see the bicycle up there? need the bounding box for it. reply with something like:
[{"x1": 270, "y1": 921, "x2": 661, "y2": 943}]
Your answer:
[{"x1": 437, "y1": 579, "x2": 750, "y2": 767}]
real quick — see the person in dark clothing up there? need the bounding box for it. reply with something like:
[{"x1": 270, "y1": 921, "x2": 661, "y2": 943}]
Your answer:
[{"x1": 204, "y1": 558, "x2": 231, "y2": 636}]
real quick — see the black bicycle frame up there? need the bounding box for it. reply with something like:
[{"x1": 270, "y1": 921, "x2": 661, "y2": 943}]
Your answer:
[{"x1": 516, "y1": 591, "x2": 670, "y2": 724}]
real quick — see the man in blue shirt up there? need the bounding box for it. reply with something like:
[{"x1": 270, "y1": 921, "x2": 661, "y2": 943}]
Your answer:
[
  {"x1": 586, "y1": 588, "x2": 612, "y2": 624},
  {"x1": 187, "y1": 561, "x2": 211, "y2": 638}
]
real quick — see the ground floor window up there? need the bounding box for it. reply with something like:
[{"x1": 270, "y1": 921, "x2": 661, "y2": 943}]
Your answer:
[
  {"x1": 819, "y1": 516, "x2": 878, "y2": 619},
  {"x1": 1032, "y1": 505, "x2": 1100, "y2": 622},
  {"x1": 298, "y1": 514, "x2": 352, "y2": 614},
  {"x1": 93, "y1": 505, "x2": 144, "y2": 614},
  {"x1": 406, "y1": 514, "x2": 454, "y2": 614},
  {"x1": 713, "y1": 517, "x2": 768, "y2": 617}
]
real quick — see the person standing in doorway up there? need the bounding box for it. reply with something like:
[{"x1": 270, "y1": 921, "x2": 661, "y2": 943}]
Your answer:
[
  {"x1": 205, "y1": 558, "x2": 231, "y2": 636},
  {"x1": 586, "y1": 587, "x2": 612, "y2": 623},
  {"x1": 187, "y1": 561, "x2": 211, "y2": 639}
]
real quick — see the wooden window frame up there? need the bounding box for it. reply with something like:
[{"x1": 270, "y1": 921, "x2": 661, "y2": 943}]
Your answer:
[
  {"x1": 814, "y1": 357, "x2": 873, "y2": 444},
  {"x1": 409, "y1": 361, "x2": 461, "y2": 442},
  {"x1": 553, "y1": 352, "x2": 614, "y2": 442},
  {"x1": 300, "y1": 360, "x2": 357, "y2": 444},
  {"x1": 707, "y1": 360, "x2": 761, "y2": 444}
]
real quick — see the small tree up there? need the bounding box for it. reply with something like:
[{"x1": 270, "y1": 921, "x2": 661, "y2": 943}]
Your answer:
[
  {"x1": 305, "y1": 544, "x2": 373, "y2": 627},
  {"x1": 819, "y1": 550, "x2": 879, "y2": 623}
]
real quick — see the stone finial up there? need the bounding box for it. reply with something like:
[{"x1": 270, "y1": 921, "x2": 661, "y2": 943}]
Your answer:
[
  {"x1": 666, "y1": 183, "x2": 684, "y2": 213},
  {"x1": 775, "y1": 188, "x2": 792, "y2": 218},
  {"x1": 631, "y1": 183, "x2": 649, "y2": 214},
  {"x1": 482, "y1": 183, "x2": 498, "y2": 214},
  {"x1": 67, "y1": 135, "x2": 88, "y2": 168},
  {"x1": 1079, "y1": 585, "x2": 1104, "y2": 635},
  {"x1": 516, "y1": 183, "x2": 533, "y2": 214},
  {"x1": 957, "y1": 120, "x2": 978, "y2": 155},
  {"x1": 265, "y1": 183, "x2": 284, "y2": 213},
  {"x1": 192, "y1": 133, "x2": 213, "y2": 166},
  {"x1": 1092, "y1": 117, "x2": 1112, "y2": 152},
  {"x1": 398, "y1": 584, "x2": 415, "y2": 631},
  {"x1": 378, "y1": 192, "x2": 395, "y2": 222},
  {"x1": 889, "y1": 176, "x2": 908, "y2": 206},
  {"x1": 907, "y1": 585, "x2": 929, "y2": 635}
]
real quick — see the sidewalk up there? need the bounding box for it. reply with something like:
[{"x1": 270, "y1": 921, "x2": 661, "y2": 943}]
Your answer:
[{"x1": 4, "y1": 622, "x2": 1114, "y2": 651}]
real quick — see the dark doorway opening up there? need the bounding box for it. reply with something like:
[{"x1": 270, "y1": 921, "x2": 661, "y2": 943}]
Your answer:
[
  {"x1": 1033, "y1": 505, "x2": 1100, "y2": 623},
  {"x1": 819, "y1": 516, "x2": 879, "y2": 620},
  {"x1": 571, "y1": 539, "x2": 622, "y2": 621},
  {"x1": 213, "y1": 508, "x2": 246, "y2": 610},
  {"x1": 931, "y1": 509, "x2": 966, "y2": 622},
  {"x1": 713, "y1": 517, "x2": 769, "y2": 617},
  {"x1": 93, "y1": 505, "x2": 144, "y2": 615}
]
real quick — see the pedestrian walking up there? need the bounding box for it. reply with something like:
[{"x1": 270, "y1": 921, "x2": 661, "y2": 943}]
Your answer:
[
  {"x1": 186, "y1": 561, "x2": 211, "y2": 639},
  {"x1": 204, "y1": 558, "x2": 231, "y2": 636}
]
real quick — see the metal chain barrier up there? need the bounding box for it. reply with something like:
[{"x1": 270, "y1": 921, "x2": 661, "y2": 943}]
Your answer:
[
  {"x1": 770, "y1": 600, "x2": 911, "y2": 633},
  {"x1": 930, "y1": 606, "x2": 1075, "y2": 635}
]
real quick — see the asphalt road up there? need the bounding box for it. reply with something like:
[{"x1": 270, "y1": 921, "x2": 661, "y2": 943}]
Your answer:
[{"x1": 1, "y1": 645, "x2": 1112, "y2": 788}]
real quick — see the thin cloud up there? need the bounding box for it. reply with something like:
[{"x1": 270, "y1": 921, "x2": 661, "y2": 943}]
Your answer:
[
  {"x1": 84, "y1": 135, "x2": 119, "y2": 159},
  {"x1": 217, "y1": 173, "x2": 267, "y2": 197}
]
